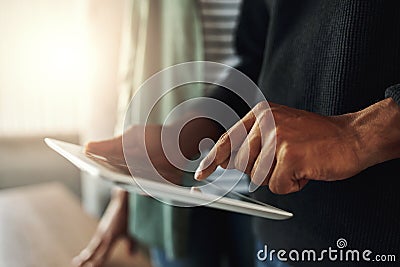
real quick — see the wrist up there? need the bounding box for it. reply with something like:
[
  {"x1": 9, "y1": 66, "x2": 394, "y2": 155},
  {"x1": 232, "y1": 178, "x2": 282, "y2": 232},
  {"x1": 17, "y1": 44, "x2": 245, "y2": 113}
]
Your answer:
[{"x1": 345, "y1": 98, "x2": 400, "y2": 168}]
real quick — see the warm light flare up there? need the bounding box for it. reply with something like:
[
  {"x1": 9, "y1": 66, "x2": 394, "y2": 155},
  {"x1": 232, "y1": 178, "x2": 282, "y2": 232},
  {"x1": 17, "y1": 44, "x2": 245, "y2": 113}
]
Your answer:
[{"x1": 0, "y1": 0, "x2": 90, "y2": 136}]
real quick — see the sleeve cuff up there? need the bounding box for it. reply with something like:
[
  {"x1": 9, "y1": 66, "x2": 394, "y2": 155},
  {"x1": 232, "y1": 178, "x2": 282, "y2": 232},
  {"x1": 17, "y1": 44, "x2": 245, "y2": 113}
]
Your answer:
[{"x1": 385, "y1": 84, "x2": 400, "y2": 106}]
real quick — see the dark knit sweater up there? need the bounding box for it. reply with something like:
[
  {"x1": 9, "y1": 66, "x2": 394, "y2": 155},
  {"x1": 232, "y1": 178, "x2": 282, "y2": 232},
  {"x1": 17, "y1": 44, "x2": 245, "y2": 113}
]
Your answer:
[{"x1": 213, "y1": 0, "x2": 400, "y2": 264}]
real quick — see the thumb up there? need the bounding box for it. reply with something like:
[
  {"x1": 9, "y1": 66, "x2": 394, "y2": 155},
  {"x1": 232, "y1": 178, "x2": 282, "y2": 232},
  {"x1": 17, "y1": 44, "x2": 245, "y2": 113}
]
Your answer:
[{"x1": 85, "y1": 136, "x2": 123, "y2": 157}]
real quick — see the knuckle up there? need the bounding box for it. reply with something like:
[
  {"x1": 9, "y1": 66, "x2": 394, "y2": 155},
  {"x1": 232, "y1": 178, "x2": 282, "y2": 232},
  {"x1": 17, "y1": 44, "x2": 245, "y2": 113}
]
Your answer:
[
  {"x1": 269, "y1": 179, "x2": 292, "y2": 195},
  {"x1": 214, "y1": 147, "x2": 225, "y2": 162},
  {"x1": 268, "y1": 180, "x2": 281, "y2": 194},
  {"x1": 257, "y1": 111, "x2": 270, "y2": 125},
  {"x1": 303, "y1": 167, "x2": 325, "y2": 180},
  {"x1": 255, "y1": 101, "x2": 269, "y2": 111},
  {"x1": 218, "y1": 132, "x2": 229, "y2": 145},
  {"x1": 279, "y1": 143, "x2": 299, "y2": 163},
  {"x1": 256, "y1": 111, "x2": 275, "y2": 135},
  {"x1": 270, "y1": 106, "x2": 281, "y2": 114},
  {"x1": 275, "y1": 126, "x2": 284, "y2": 142},
  {"x1": 270, "y1": 106, "x2": 288, "y2": 122}
]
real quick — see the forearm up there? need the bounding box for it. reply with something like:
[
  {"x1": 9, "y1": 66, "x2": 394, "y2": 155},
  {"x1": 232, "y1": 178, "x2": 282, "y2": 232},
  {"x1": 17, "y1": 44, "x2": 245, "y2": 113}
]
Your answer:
[{"x1": 344, "y1": 97, "x2": 400, "y2": 168}]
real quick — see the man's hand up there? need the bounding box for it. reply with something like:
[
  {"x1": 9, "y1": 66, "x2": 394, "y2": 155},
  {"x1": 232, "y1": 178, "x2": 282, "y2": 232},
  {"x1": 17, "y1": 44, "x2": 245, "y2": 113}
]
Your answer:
[{"x1": 195, "y1": 98, "x2": 400, "y2": 194}]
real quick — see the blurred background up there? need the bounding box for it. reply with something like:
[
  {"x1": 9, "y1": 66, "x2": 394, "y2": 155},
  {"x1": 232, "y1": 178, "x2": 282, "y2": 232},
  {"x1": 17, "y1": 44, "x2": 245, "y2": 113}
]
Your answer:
[
  {"x1": 0, "y1": 1, "x2": 244, "y2": 266},
  {"x1": 0, "y1": 0, "x2": 126, "y2": 197}
]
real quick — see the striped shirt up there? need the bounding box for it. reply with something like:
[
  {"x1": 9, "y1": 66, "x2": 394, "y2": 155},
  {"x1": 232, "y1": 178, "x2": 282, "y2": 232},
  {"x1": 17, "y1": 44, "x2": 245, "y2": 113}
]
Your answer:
[
  {"x1": 199, "y1": 0, "x2": 242, "y2": 67},
  {"x1": 198, "y1": 0, "x2": 249, "y2": 193}
]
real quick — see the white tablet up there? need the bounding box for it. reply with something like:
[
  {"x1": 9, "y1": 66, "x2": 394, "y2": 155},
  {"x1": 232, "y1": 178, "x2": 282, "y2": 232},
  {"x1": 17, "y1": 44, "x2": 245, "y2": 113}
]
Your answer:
[{"x1": 45, "y1": 138, "x2": 293, "y2": 220}]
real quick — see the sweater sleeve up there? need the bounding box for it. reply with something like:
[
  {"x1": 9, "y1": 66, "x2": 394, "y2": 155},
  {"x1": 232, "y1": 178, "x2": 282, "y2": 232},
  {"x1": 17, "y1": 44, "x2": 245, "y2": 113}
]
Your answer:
[{"x1": 385, "y1": 84, "x2": 400, "y2": 106}]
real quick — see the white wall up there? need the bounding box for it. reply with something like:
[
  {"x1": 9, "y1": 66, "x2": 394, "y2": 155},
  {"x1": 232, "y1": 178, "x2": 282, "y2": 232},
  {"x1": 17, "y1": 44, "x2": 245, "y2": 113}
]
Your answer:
[
  {"x1": 0, "y1": 0, "x2": 125, "y2": 209},
  {"x1": 78, "y1": 0, "x2": 126, "y2": 217},
  {"x1": 0, "y1": 0, "x2": 124, "y2": 140},
  {"x1": 80, "y1": 0, "x2": 125, "y2": 143}
]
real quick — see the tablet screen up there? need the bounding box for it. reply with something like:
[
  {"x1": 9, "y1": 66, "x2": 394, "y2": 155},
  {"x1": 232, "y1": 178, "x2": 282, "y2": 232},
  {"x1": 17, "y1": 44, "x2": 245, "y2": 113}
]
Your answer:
[
  {"x1": 45, "y1": 138, "x2": 293, "y2": 219},
  {"x1": 86, "y1": 150, "x2": 279, "y2": 211}
]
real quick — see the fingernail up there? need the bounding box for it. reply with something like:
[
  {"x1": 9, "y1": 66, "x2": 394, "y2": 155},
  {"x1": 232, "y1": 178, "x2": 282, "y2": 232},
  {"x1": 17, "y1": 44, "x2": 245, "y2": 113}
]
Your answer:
[
  {"x1": 194, "y1": 170, "x2": 202, "y2": 180},
  {"x1": 190, "y1": 187, "x2": 201, "y2": 193},
  {"x1": 248, "y1": 181, "x2": 260, "y2": 193}
]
